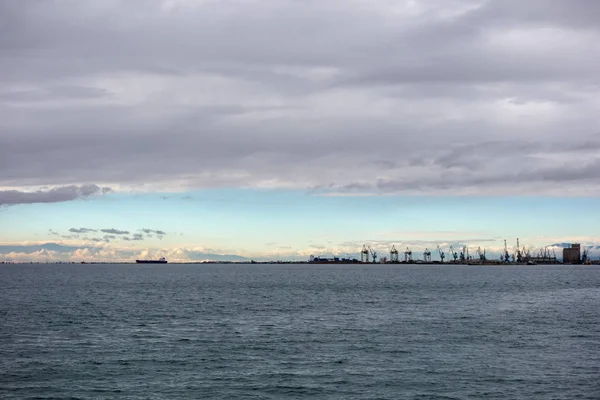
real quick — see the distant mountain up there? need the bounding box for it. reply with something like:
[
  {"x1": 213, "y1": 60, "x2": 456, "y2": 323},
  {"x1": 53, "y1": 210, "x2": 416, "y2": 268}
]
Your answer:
[
  {"x1": 0, "y1": 243, "x2": 251, "y2": 262},
  {"x1": 185, "y1": 251, "x2": 249, "y2": 262},
  {"x1": 0, "y1": 243, "x2": 84, "y2": 254}
]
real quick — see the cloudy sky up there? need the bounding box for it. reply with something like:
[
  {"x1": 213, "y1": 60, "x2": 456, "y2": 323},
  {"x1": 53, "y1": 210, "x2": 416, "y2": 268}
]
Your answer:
[{"x1": 1, "y1": 0, "x2": 599, "y2": 262}]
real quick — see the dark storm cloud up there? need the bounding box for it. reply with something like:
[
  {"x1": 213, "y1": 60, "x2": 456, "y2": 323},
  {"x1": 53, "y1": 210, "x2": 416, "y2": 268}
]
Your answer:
[
  {"x1": 0, "y1": 185, "x2": 112, "y2": 206},
  {"x1": 1, "y1": 0, "x2": 599, "y2": 195}
]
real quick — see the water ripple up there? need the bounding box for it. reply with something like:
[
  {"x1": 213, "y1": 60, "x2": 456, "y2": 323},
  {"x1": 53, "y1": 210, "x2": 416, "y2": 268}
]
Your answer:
[{"x1": 1, "y1": 263, "x2": 599, "y2": 399}]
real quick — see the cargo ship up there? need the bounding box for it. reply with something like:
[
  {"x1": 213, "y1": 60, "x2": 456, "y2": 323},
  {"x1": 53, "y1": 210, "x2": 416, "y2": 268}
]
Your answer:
[{"x1": 136, "y1": 257, "x2": 167, "y2": 264}]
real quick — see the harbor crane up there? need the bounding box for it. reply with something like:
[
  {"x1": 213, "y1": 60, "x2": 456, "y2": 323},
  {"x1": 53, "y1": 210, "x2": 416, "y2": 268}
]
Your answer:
[
  {"x1": 404, "y1": 247, "x2": 412, "y2": 263},
  {"x1": 390, "y1": 245, "x2": 399, "y2": 263},
  {"x1": 476, "y1": 247, "x2": 486, "y2": 263},
  {"x1": 449, "y1": 245, "x2": 458, "y2": 262},
  {"x1": 437, "y1": 245, "x2": 445, "y2": 263},
  {"x1": 368, "y1": 246, "x2": 378, "y2": 263},
  {"x1": 423, "y1": 248, "x2": 432, "y2": 263},
  {"x1": 582, "y1": 246, "x2": 594, "y2": 264},
  {"x1": 503, "y1": 240, "x2": 510, "y2": 263},
  {"x1": 523, "y1": 247, "x2": 531, "y2": 262},
  {"x1": 460, "y1": 246, "x2": 468, "y2": 263},
  {"x1": 516, "y1": 238, "x2": 523, "y2": 263}
]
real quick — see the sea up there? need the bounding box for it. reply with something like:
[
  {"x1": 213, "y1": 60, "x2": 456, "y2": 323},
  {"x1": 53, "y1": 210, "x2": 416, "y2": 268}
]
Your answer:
[{"x1": 1, "y1": 263, "x2": 599, "y2": 399}]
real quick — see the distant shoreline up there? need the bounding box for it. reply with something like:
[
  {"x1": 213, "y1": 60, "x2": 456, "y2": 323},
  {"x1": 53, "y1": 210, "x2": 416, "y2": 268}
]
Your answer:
[{"x1": 2, "y1": 261, "x2": 599, "y2": 265}]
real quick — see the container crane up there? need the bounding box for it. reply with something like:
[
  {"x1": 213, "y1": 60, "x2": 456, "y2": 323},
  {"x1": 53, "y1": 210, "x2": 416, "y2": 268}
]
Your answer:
[
  {"x1": 404, "y1": 247, "x2": 412, "y2": 263},
  {"x1": 390, "y1": 245, "x2": 399, "y2": 263},
  {"x1": 423, "y1": 248, "x2": 432, "y2": 263},
  {"x1": 360, "y1": 245, "x2": 369, "y2": 263}
]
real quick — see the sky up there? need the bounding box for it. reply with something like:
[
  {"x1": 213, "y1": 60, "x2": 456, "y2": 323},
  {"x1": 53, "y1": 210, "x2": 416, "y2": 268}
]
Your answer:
[{"x1": 1, "y1": 0, "x2": 599, "y2": 262}]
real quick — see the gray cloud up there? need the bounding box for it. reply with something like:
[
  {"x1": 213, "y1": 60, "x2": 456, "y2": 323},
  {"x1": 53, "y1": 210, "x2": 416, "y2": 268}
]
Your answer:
[
  {"x1": 69, "y1": 227, "x2": 96, "y2": 234},
  {"x1": 100, "y1": 228, "x2": 130, "y2": 235},
  {"x1": 0, "y1": 1, "x2": 599, "y2": 195},
  {"x1": 0, "y1": 185, "x2": 111, "y2": 206},
  {"x1": 0, "y1": 85, "x2": 110, "y2": 103},
  {"x1": 141, "y1": 229, "x2": 166, "y2": 238}
]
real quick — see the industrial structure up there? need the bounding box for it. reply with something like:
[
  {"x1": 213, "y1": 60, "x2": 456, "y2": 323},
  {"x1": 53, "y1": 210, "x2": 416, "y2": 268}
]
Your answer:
[
  {"x1": 309, "y1": 238, "x2": 592, "y2": 265},
  {"x1": 563, "y1": 244, "x2": 581, "y2": 264},
  {"x1": 360, "y1": 245, "x2": 378, "y2": 263},
  {"x1": 390, "y1": 246, "x2": 399, "y2": 263}
]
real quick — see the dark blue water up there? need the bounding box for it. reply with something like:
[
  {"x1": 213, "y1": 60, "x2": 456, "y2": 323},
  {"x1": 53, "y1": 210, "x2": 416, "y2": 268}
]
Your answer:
[{"x1": 1, "y1": 264, "x2": 599, "y2": 399}]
